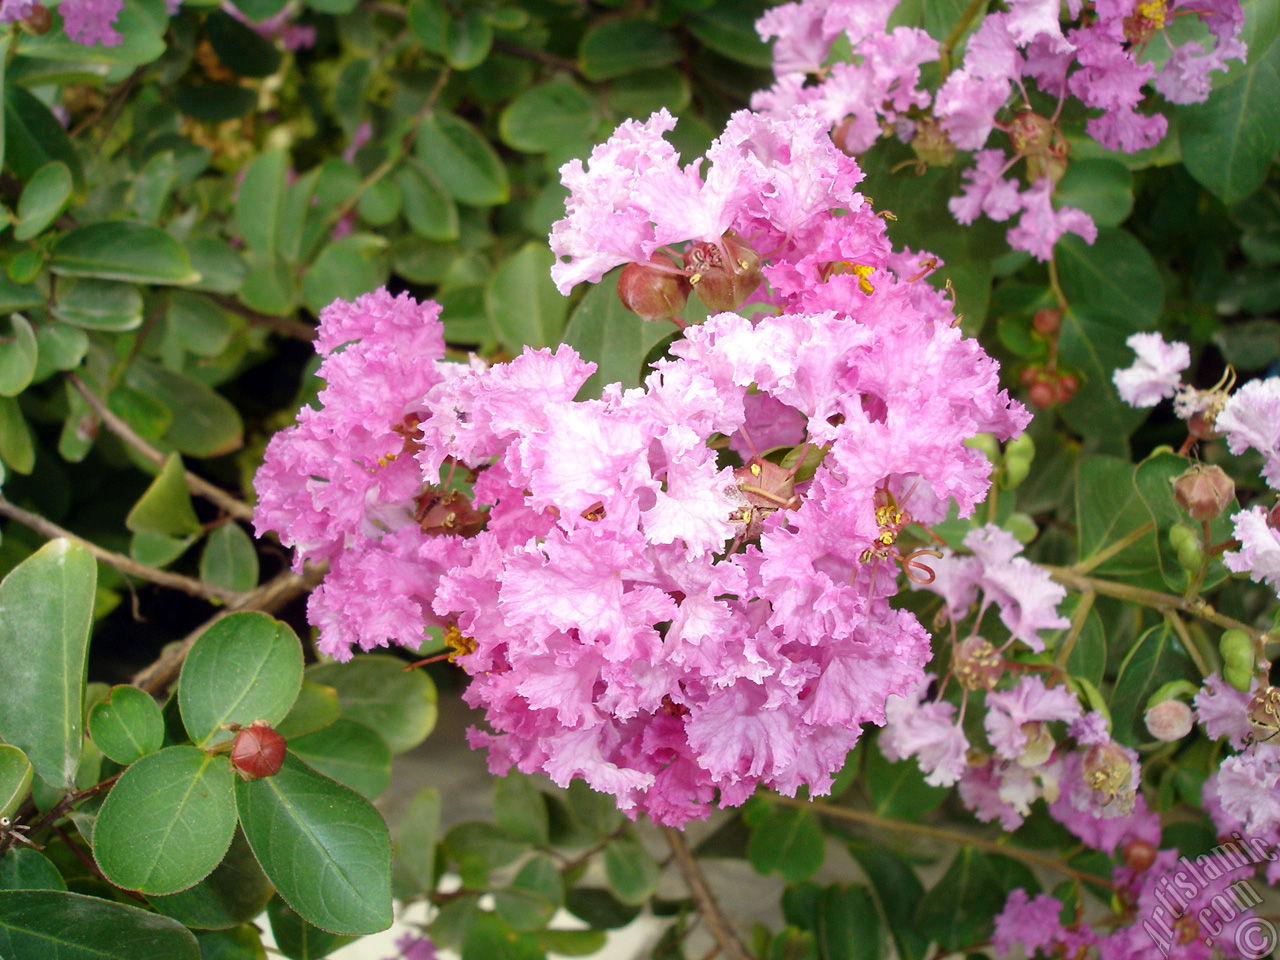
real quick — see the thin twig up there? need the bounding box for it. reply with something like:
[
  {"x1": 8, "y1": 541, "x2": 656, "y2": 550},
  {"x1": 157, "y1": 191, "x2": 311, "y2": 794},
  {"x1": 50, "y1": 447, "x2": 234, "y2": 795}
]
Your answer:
[
  {"x1": 66, "y1": 373, "x2": 256, "y2": 524},
  {"x1": 660, "y1": 826, "x2": 757, "y2": 960},
  {"x1": 0, "y1": 495, "x2": 242, "y2": 603},
  {"x1": 207, "y1": 293, "x2": 317, "y2": 341},
  {"x1": 492, "y1": 39, "x2": 583, "y2": 76},
  {"x1": 778, "y1": 797, "x2": 1116, "y2": 892},
  {"x1": 132, "y1": 563, "x2": 324, "y2": 694}
]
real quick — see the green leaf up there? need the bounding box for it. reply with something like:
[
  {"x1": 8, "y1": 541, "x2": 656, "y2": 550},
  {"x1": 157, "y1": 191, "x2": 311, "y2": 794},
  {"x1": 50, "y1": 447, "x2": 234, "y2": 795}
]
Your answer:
[
  {"x1": 125, "y1": 360, "x2": 244, "y2": 457},
  {"x1": 186, "y1": 238, "x2": 248, "y2": 295},
  {"x1": 5, "y1": 85, "x2": 84, "y2": 187},
  {"x1": 461, "y1": 911, "x2": 544, "y2": 960},
  {"x1": 131, "y1": 151, "x2": 179, "y2": 225},
  {"x1": 266, "y1": 896, "x2": 355, "y2": 959},
  {"x1": 0, "y1": 743, "x2": 33, "y2": 819},
  {"x1": 126, "y1": 453, "x2": 203, "y2": 539},
  {"x1": 306, "y1": 655, "x2": 437, "y2": 754},
  {"x1": 52, "y1": 278, "x2": 145, "y2": 331},
  {"x1": 0, "y1": 312, "x2": 37, "y2": 397},
  {"x1": 686, "y1": 3, "x2": 773, "y2": 67},
  {"x1": 579, "y1": 18, "x2": 681, "y2": 80},
  {"x1": 818, "y1": 884, "x2": 884, "y2": 960},
  {"x1": 1134, "y1": 451, "x2": 1236, "y2": 593},
  {"x1": 200, "y1": 523, "x2": 260, "y2": 593},
  {"x1": 235, "y1": 755, "x2": 393, "y2": 935},
  {"x1": 31, "y1": 322, "x2": 87, "y2": 382},
  {"x1": 179, "y1": 611, "x2": 303, "y2": 748},
  {"x1": 486, "y1": 241, "x2": 568, "y2": 351},
  {"x1": 1063, "y1": 598, "x2": 1107, "y2": 688},
  {"x1": 1111, "y1": 623, "x2": 1199, "y2": 743},
  {"x1": 441, "y1": 5, "x2": 492, "y2": 69},
  {"x1": 0, "y1": 847, "x2": 64, "y2": 891},
  {"x1": 52, "y1": 222, "x2": 201, "y2": 286},
  {"x1": 168, "y1": 291, "x2": 237, "y2": 358},
  {"x1": 111, "y1": 385, "x2": 173, "y2": 442},
  {"x1": 563, "y1": 887, "x2": 641, "y2": 929},
  {"x1": 17, "y1": 0, "x2": 165, "y2": 66},
  {"x1": 1056, "y1": 229, "x2": 1163, "y2": 442},
  {"x1": 866, "y1": 747, "x2": 948, "y2": 820},
  {"x1": 561, "y1": 270, "x2": 674, "y2": 398},
  {"x1": 493, "y1": 771, "x2": 549, "y2": 845},
  {"x1": 444, "y1": 821, "x2": 530, "y2": 874},
  {"x1": 396, "y1": 160, "x2": 459, "y2": 240},
  {"x1": 606, "y1": 68, "x2": 691, "y2": 118},
  {"x1": 914, "y1": 848, "x2": 1009, "y2": 953},
  {"x1": 1076, "y1": 455, "x2": 1164, "y2": 590},
  {"x1": 87, "y1": 685, "x2": 164, "y2": 765},
  {"x1": 1178, "y1": 37, "x2": 1280, "y2": 205},
  {"x1": 0, "y1": 395, "x2": 35, "y2": 474},
  {"x1": 288, "y1": 718, "x2": 391, "y2": 800},
  {"x1": 846, "y1": 842, "x2": 928, "y2": 960},
  {"x1": 415, "y1": 112, "x2": 510, "y2": 207},
  {"x1": 1052, "y1": 159, "x2": 1133, "y2": 229},
  {"x1": 0, "y1": 273, "x2": 44, "y2": 313},
  {"x1": 0, "y1": 539, "x2": 95, "y2": 788},
  {"x1": 174, "y1": 84, "x2": 258, "y2": 122},
  {"x1": 300, "y1": 233, "x2": 388, "y2": 315},
  {"x1": 236, "y1": 150, "x2": 290, "y2": 257},
  {"x1": 747, "y1": 805, "x2": 825, "y2": 883},
  {"x1": 538, "y1": 929, "x2": 608, "y2": 956},
  {"x1": 603, "y1": 834, "x2": 661, "y2": 904},
  {"x1": 193, "y1": 925, "x2": 267, "y2": 960},
  {"x1": 355, "y1": 177, "x2": 402, "y2": 227},
  {"x1": 206, "y1": 10, "x2": 283, "y2": 78},
  {"x1": 500, "y1": 79, "x2": 597, "y2": 153},
  {"x1": 14, "y1": 161, "x2": 72, "y2": 241},
  {"x1": 148, "y1": 828, "x2": 274, "y2": 931},
  {"x1": 0, "y1": 890, "x2": 199, "y2": 959},
  {"x1": 495, "y1": 855, "x2": 562, "y2": 931},
  {"x1": 395, "y1": 787, "x2": 441, "y2": 894},
  {"x1": 93, "y1": 746, "x2": 238, "y2": 896},
  {"x1": 238, "y1": 253, "x2": 296, "y2": 316},
  {"x1": 274, "y1": 680, "x2": 340, "y2": 740}
]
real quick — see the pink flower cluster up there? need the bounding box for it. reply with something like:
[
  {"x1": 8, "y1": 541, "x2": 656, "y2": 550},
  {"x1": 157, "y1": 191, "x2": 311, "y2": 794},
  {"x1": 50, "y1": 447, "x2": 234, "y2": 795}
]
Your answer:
[
  {"x1": 256, "y1": 112, "x2": 1029, "y2": 826},
  {"x1": 751, "y1": 0, "x2": 1245, "y2": 260}
]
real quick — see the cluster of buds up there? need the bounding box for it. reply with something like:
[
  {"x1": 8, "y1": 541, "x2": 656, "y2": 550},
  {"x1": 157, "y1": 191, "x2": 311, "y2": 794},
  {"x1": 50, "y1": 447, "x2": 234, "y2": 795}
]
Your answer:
[
  {"x1": 1020, "y1": 365, "x2": 1080, "y2": 409},
  {"x1": 616, "y1": 232, "x2": 763, "y2": 323}
]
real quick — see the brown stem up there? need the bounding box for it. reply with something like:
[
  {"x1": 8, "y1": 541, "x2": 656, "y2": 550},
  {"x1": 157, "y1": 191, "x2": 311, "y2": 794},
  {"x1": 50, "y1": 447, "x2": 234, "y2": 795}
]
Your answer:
[
  {"x1": 132, "y1": 563, "x2": 325, "y2": 694},
  {"x1": 0, "y1": 495, "x2": 242, "y2": 603},
  {"x1": 207, "y1": 293, "x2": 316, "y2": 341},
  {"x1": 491, "y1": 39, "x2": 582, "y2": 76},
  {"x1": 660, "y1": 825, "x2": 757, "y2": 960},
  {"x1": 66, "y1": 373, "x2": 256, "y2": 524}
]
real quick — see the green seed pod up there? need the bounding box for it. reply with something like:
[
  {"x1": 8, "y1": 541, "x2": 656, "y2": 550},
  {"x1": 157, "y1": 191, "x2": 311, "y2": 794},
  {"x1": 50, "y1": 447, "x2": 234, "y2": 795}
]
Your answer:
[
  {"x1": 1224, "y1": 663, "x2": 1254, "y2": 694},
  {"x1": 1168, "y1": 523, "x2": 1202, "y2": 572},
  {"x1": 964, "y1": 433, "x2": 1001, "y2": 467},
  {"x1": 1000, "y1": 434, "x2": 1035, "y2": 489},
  {"x1": 1219, "y1": 629, "x2": 1254, "y2": 692}
]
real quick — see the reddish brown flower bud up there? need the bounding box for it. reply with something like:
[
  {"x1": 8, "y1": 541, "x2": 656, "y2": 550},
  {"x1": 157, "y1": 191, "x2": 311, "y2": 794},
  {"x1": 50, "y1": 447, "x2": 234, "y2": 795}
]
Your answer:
[
  {"x1": 1032, "y1": 308, "x2": 1061, "y2": 336},
  {"x1": 1056, "y1": 373, "x2": 1079, "y2": 402},
  {"x1": 1267, "y1": 498, "x2": 1280, "y2": 531},
  {"x1": 1027, "y1": 378, "x2": 1057, "y2": 409},
  {"x1": 1123, "y1": 838, "x2": 1158, "y2": 873},
  {"x1": 685, "y1": 232, "x2": 762, "y2": 312},
  {"x1": 24, "y1": 4, "x2": 52, "y2": 33},
  {"x1": 1172, "y1": 464, "x2": 1235, "y2": 523},
  {"x1": 617, "y1": 252, "x2": 690, "y2": 322},
  {"x1": 230, "y1": 722, "x2": 287, "y2": 780},
  {"x1": 1144, "y1": 699, "x2": 1193, "y2": 741}
]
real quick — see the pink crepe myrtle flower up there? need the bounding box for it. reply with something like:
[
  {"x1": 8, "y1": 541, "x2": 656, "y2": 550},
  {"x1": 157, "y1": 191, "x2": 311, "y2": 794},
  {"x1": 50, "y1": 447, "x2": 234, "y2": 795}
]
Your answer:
[
  {"x1": 1222, "y1": 507, "x2": 1280, "y2": 598},
  {"x1": 984, "y1": 675, "x2": 1082, "y2": 761},
  {"x1": 59, "y1": 0, "x2": 125, "y2": 46},
  {"x1": 1113, "y1": 332, "x2": 1191, "y2": 407},
  {"x1": 1217, "y1": 377, "x2": 1280, "y2": 489},
  {"x1": 880, "y1": 682, "x2": 969, "y2": 787}
]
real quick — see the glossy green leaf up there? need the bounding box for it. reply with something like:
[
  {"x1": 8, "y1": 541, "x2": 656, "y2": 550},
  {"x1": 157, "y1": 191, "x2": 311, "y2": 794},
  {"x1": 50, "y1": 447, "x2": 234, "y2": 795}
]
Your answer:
[
  {"x1": 301, "y1": 233, "x2": 388, "y2": 315},
  {"x1": 1076, "y1": 455, "x2": 1164, "y2": 591},
  {"x1": 406, "y1": 0, "x2": 445, "y2": 52},
  {"x1": 274, "y1": 680, "x2": 340, "y2": 740},
  {"x1": 238, "y1": 252, "x2": 296, "y2": 316},
  {"x1": 415, "y1": 112, "x2": 509, "y2": 206},
  {"x1": 747, "y1": 805, "x2": 824, "y2": 883},
  {"x1": 236, "y1": 149, "x2": 289, "y2": 257},
  {"x1": 5, "y1": 84, "x2": 83, "y2": 187},
  {"x1": 200, "y1": 523, "x2": 260, "y2": 593},
  {"x1": 1111, "y1": 623, "x2": 1199, "y2": 743},
  {"x1": 686, "y1": 3, "x2": 773, "y2": 67},
  {"x1": 193, "y1": 925, "x2": 267, "y2": 960},
  {"x1": 1052, "y1": 159, "x2": 1133, "y2": 228},
  {"x1": 235, "y1": 755, "x2": 392, "y2": 935},
  {"x1": 0, "y1": 890, "x2": 199, "y2": 959},
  {"x1": 486, "y1": 241, "x2": 567, "y2": 351},
  {"x1": 493, "y1": 771, "x2": 549, "y2": 845},
  {"x1": 866, "y1": 747, "x2": 948, "y2": 820},
  {"x1": 606, "y1": 68, "x2": 691, "y2": 117},
  {"x1": 0, "y1": 743, "x2": 33, "y2": 820},
  {"x1": 444, "y1": 821, "x2": 530, "y2": 874},
  {"x1": 179, "y1": 611, "x2": 303, "y2": 748},
  {"x1": 31, "y1": 322, "x2": 87, "y2": 381},
  {"x1": 149, "y1": 829, "x2": 274, "y2": 931},
  {"x1": 395, "y1": 786, "x2": 441, "y2": 894},
  {"x1": 914, "y1": 848, "x2": 1010, "y2": 953},
  {"x1": 52, "y1": 222, "x2": 200, "y2": 286},
  {"x1": 846, "y1": 842, "x2": 928, "y2": 960},
  {"x1": 461, "y1": 911, "x2": 544, "y2": 960},
  {"x1": 0, "y1": 847, "x2": 64, "y2": 891},
  {"x1": 186, "y1": 237, "x2": 248, "y2": 295},
  {"x1": 131, "y1": 150, "x2": 178, "y2": 224},
  {"x1": 603, "y1": 834, "x2": 661, "y2": 904},
  {"x1": 579, "y1": 18, "x2": 681, "y2": 80},
  {"x1": 1178, "y1": 37, "x2": 1280, "y2": 205},
  {"x1": 0, "y1": 273, "x2": 44, "y2": 313},
  {"x1": 0, "y1": 394, "x2": 35, "y2": 474},
  {"x1": 565, "y1": 777, "x2": 625, "y2": 836},
  {"x1": 1134, "y1": 451, "x2": 1236, "y2": 594},
  {"x1": 126, "y1": 453, "x2": 203, "y2": 539},
  {"x1": 266, "y1": 896, "x2": 355, "y2": 959},
  {"x1": 355, "y1": 177, "x2": 401, "y2": 227},
  {"x1": 87, "y1": 684, "x2": 164, "y2": 765},
  {"x1": 14, "y1": 161, "x2": 72, "y2": 241},
  {"x1": 111, "y1": 385, "x2": 173, "y2": 442},
  {"x1": 500, "y1": 79, "x2": 597, "y2": 153},
  {"x1": 52, "y1": 278, "x2": 144, "y2": 331},
  {"x1": 307, "y1": 655, "x2": 437, "y2": 754},
  {"x1": 167, "y1": 291, "x2": 237, "y2": 357},
  {"x1": 288, "y1": 718, "x2": 391, "y2": 799},
  {"x1": 495, "y1": 856, "x2": 561, "y2": 932},
  {"x1": 441, "y1": 5, "x2": 492, "y2": 69},
  {"x1": 561, "y1": 270, "x2": 675, "y2": 398},
  {"x1": 125, "y1": 360, "x2": 244, "y2": 457},
  {"x1": 207, "y1": 10, "x2": 283, "y2": 78},
  {"x1": 396, "y1": 160, "x2": 458, "y2": 240},
  {"x1": 0, "y1": 539, "x2": 95, "y2": 788},
  {"x1": 0, "y1": 312, "x2": 37, "y2": 397},
  {"x1": 818, "y1": 884, "x2": 884, "y2": 960},
  {"x1": 94, "y1": 746, "x2": 238, "y2": 896}
]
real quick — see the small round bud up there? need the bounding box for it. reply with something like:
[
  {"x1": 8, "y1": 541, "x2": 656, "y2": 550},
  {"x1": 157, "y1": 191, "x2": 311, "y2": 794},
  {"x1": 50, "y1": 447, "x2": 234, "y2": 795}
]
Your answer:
[
  {"x1": 1001, "y1": 434, "x2": 1035, "y2": 489},
  {"x1": 24, "y1": 4, "x2": 52, "y2": 33},
  {"x1": 685, "y1": 232, "x2": 762, "y2": 313},
  {"x1": 1123, "y1": 838, "x2": 1158, "y2": 873},
  {"x1": 1144, "y1": 699, "x2": 1193, "y2": 741},
  {"x1": 1027, "y1": 378, "x2": 1057, "y2": 409},
  {"x1": 230, "y1": 722, "x2": 287, "y2": 781},
  {"x1": 1267, "y1": 499, "x2": 1280, "y2": 531},
  {"x1": 1172, "y1": 464, "x2": 1235, "y2": 523},
  {"x1": 1167, "y1": 523, "x2": 1204, "y2": 572},
  {"x1": 1055, "y1": 373, "x2": 1079, "y2": 403},
  {"x1": 953, "y1": 636, "x2": 1002, "y2": 690},
  {"x1": 1019, "y1": 365, "x2": 1039, "y2": 387},
  {"x1": 617, "y1": 252, "x2": 690, "y2": 322},
  {"x1": 1032, "y1": 308, "x2": 1061, "y2": 336}
]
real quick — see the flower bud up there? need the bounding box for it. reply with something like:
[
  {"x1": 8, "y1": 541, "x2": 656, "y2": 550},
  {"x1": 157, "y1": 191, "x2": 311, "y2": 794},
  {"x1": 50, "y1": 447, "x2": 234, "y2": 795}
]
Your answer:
[
  {"x1": 1032, "y1": 308, "x2": 1061, "y2": 336},
  {"x1": 1267, "y1": 499, "x2": 1280, "y2": 530},
  {"x1": 1168, "y1": 523, "x2": 1203, "y2": 573},
  {"x1": 685, "y1": 232, "x2": 762, "y2": 313},
  {"x1": 230, "y1": 722, "x2": 287, "y2": 780},
  {"x1": 617, "y1": 252, "x2": 690, "y2": 322},
  {"x1": 953, "y1": 636, "x2": 1002, "y2": 690},
  {"x1": 1123, "y1": 838, "x2": 1158, "y2": 873},
  {"x1": 24, "y1": 4, "x2": 52, "y2": 33},
  {"x1": 1144, "y1": 699, "x2": 1193, "y2": 741},
  {"x1": 1172, "y1": 464, "x2": 1235, "y2": 522}
]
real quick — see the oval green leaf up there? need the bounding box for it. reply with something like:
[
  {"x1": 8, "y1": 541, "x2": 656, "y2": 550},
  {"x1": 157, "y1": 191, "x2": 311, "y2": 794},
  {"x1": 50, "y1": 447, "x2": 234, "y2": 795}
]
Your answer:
[
  {"x1": 300, "y1": 233, "x2": 388, "y2": 315},
  {"x1": 179, "y1": 612, "x2": 304, "y2": 748},
  {"x1": 14, "y1": 161, "x2": 73, "y2": 242},
  {"x1": 0, "y1": 312, "x2": 37, "y2": 397},
  {"x1": 307, "y1": 655, "x2": 437, "y2": 754},
  {"x1": 579, "y1": 18, "x2": 681, "y2": 80},
  {"x1": 603, "y1": 834, "x2": 661, "y2": 904},
  {"x1": 562, "y1": 270, "x2": 674, "y2": 398},
  {"x1": 0, "y1": 539, "x2": 96, "y2": 788},
  {"x1": 126, "y1": 453, "x2": 203, "y2": 540},
  {"x1": 149, "y1": 828, "x2": 275, "y2": 931},
  {"x1": 52, "y1": 277, "x2": 145, "y2": 331},
  {"x1": 125, "y1": 360, "x2": 244, "y2": 457},
  {"x1": 415, "y1": 112, "x2": 509, "y2": 207},
  {"x1": 94, "y1": 746, "x2": 238, "y2": 896},
  {"x1": 274, "y1": 679, "x2": 340, "y2": 740},
  {"x1": 52, "y1": 222, "x2": 200, "y2": 286},
  {"x1": 199, "y1": 523, "x2": 260, "y2": 594},
  {"x1": 88, "y1": 685, "x2": 165, "y2": 766},
  {"x1": 0, "y1": 889, "x2": 199, "y2": 959},
  {"x1": 0, "y1": 847, "x2": 65, "y2": 892},
  {"x1": 287, "y1": 718, "x2": 391, "y2": 800},
  {"x1": 235, "y1": 755, "x2": 392, "y2": 936},
  {"x1": 0, "y1": 395, "x2": 34, "y2": 474},
  {"x1": 4, "y1": 85, "x2": 84, "y2": 187},
  {"x1": 486, "y1": 241, "x2": 568, "y2": 351},
  {"x1": 500, "y1": 79, "x2": 597, "y2": 154},
  {"x1": 0, "y1": 743, "x2": 33, "y2": 820}
]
